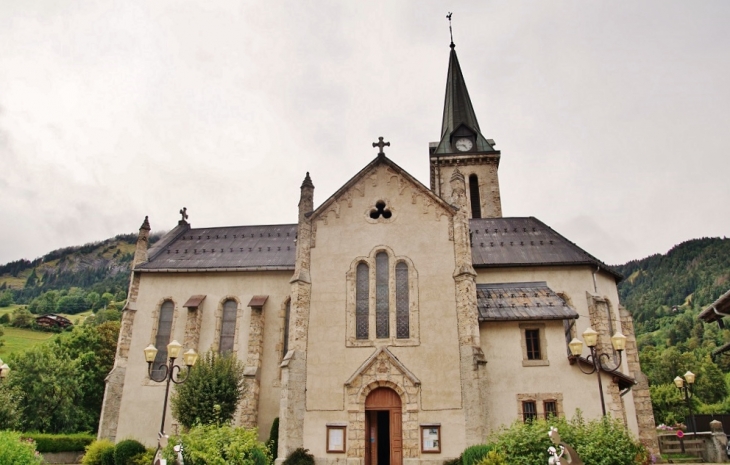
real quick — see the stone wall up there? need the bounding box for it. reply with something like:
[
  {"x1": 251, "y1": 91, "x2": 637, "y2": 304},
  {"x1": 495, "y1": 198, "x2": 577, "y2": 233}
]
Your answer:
[{"x1": 620, "y1": 305, "x2": 659, "y2": 456}]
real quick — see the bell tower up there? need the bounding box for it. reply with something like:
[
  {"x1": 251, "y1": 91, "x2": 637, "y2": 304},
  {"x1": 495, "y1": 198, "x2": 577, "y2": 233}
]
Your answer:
[{"x1": 429, "y1": 39, "x2": 502, "y2": 218}]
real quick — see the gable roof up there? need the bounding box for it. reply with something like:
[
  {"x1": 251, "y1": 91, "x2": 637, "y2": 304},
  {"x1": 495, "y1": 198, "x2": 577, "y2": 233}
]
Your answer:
[
  {"x1": 136, "y1": 224, "x2": 297, "y2": 272},
  {"x1": 470, "y1": 217, "x2": 622, "y2": 281},
  {"x1": 308, "y1": 153, "x2": 457, "y2": 223}
]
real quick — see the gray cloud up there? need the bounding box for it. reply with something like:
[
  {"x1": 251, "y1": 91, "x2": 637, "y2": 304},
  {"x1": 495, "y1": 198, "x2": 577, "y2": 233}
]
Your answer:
[{"x1": 1, "y1": 0, "x2": 729, "y2": 265}]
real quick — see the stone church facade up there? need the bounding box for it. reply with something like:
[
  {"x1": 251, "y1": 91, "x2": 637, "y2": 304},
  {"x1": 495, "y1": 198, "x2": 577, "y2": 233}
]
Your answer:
[{"x1": 99, "y1": 42, "x2": 658, "y2": 463}]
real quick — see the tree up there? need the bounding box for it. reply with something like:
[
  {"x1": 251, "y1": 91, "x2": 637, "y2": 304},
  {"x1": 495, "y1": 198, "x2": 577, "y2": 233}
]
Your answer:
[
  {"x1": 0, "y1": 326, "x2": 4, "y2": 350},
  {"x1": 6, "y1": 344, "x2": 83, "y2": 433},
  {"x1": 11, "y1": 307, "x2": 34, "y2": 328},
  {"x1": 170, "y1": 351, "x2": 246, "y2": 429},
  {"x1": 56, "y1": 294, "x2": 88, "y2": 314},
  {"x1": 0, "y1": 290, "x2": 13, "y2": 307}
]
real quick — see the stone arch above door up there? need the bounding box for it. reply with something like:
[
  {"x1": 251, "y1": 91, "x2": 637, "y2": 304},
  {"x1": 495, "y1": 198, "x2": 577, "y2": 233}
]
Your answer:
[
  {"x1": 345, "y1": 347, "x2": 421, "y2": 459},
  {"x1": 345, "y1": 346, "x2": 420, "y2": 412}
]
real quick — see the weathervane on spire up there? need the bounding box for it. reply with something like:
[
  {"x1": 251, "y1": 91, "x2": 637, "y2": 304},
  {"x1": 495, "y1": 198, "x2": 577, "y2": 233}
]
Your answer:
[{"x1": 447, "y1": 12, "x2": 454, "y2": 48}]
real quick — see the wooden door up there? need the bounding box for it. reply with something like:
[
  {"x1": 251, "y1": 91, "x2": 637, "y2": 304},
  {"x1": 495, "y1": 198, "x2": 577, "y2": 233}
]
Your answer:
[{"x1": 365, "y1": 388, "x2": 402, "y2": 465}]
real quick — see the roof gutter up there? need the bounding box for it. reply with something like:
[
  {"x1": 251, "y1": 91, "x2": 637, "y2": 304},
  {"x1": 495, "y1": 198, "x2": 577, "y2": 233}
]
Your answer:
[{"x1": 134, "y1": 266, "x2": 295, "y2": 273}]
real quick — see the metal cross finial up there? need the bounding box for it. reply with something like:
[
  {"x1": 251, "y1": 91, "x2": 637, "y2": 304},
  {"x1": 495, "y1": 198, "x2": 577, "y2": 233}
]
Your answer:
[
  {"x1": 447, "y1": 12, "x2": 454, "y2": 48},
  {"x1": 179, "y1": 207, "x2": 188, "y2": 223},
  {"x1": 372, "y1": 137, "x2": 390, "y2": 156}
]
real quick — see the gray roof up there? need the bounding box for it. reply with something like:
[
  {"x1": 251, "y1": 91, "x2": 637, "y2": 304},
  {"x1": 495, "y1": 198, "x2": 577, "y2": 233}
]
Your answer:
[
  {"x1": 470, "y1": 217, "x2": 621, "y2": 280},
  {"x1": 477, "y1": 282, "x2": 578, "y2": 321},
  {"x1": 434, "y1": 45, "x2": 497, "y2": 155},
  {"x1": 137, "y1": 216, "x2": 617, "y2": 277},
  {"x1": 138, "y1": 224, "x2": 297, "y2": 271}
]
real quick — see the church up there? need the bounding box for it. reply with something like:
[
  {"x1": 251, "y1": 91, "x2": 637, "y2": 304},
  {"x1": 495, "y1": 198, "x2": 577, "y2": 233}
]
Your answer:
[{"x1": 99, "y1": 38, "x2": 659, "y2": 464}]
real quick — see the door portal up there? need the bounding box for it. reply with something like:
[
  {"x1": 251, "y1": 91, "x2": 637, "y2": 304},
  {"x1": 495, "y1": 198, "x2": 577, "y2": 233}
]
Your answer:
[{"x1": 364, "y1": 388, "x2": 402, "y2": 465}]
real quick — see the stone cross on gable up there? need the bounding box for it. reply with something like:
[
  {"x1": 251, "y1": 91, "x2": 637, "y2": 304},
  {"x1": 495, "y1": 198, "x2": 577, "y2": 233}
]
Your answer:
[
  {"x1": 179, "y1": 207, "x2": 188, "y2": 224},
  {"x1": 372, "y1": 137, "x2": 390, "y2": 156}
]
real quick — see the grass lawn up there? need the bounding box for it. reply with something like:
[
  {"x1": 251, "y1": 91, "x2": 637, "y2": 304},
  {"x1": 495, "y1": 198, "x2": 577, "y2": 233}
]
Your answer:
[
  {"x1": 0, "y1": 326, "x2": 57, "y2": 357},
  {"x1": 0, "y1": 304, "x2": 23, "y2": 318}
]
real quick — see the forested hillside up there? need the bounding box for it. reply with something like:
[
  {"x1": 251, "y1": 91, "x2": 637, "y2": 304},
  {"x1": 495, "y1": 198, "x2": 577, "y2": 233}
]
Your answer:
[
  {"x1": 612, "y1": 237, "x2": 730, "y2": 425},
  {"x1": 0, "y1": 232, "x2": 161, "y2": 313},
  {"x1": 614, "y1": 237, "x2": 730, "y2": 332}
]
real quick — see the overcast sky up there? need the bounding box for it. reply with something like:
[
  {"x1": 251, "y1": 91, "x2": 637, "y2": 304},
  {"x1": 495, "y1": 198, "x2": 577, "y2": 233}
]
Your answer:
[{"x1": 1, "y1": 1, "x2": 729, "y2": 267}]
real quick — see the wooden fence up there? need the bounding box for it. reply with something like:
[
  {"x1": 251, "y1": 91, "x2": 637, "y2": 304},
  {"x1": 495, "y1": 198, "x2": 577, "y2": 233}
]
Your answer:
[{"x1": 658, "y1": 433, "x2": 706, "y2": 458}]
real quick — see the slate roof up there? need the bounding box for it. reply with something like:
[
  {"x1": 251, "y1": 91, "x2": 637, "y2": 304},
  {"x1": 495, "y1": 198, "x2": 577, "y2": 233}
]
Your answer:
[
  {"x1": 137, "y1": 216, "x2": 617, "y2": 278},
  {"x1": 470, "y1": 217, "x2": 621, "y2": 280},
  {"x1": 137, "y1": 224, "x2": 297, "y2": 271},
  {"x1": 476, "y1": 282, "x2": 578, "y2": 321},
  {"x1": 434, "y1": 45, "x2": 497, "y2": 155}
]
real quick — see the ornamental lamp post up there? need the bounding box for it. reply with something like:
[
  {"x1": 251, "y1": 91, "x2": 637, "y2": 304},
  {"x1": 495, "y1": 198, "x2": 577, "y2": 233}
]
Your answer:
[
  {"x1": 569, "y1": 327, "x2": 627, "y2": 416},
  {"x1": 674, "y1": 371, "x2": 696, "y2": 437},
  {"x1": 144, "y1": 340, "x2": 198, "y2": 464}
]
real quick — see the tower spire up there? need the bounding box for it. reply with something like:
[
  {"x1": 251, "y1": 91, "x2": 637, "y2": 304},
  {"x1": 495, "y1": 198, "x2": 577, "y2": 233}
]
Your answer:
[{"x1": 433, "y1": 30, "x2": 496, "y2": 155}]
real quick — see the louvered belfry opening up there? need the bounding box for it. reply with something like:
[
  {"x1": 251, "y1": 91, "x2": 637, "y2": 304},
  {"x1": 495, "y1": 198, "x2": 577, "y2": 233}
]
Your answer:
[{"x1": 469, "y1": 174, "x2": 481, "y2": 219}]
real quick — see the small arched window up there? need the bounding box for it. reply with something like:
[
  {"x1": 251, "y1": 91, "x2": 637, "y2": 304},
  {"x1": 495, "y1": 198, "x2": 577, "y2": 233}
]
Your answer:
[
  {"x1": 396, "y1": 262, "x2": 409, "y2": 338},
  {"x1": 152, "y1": 300, "x2": 174, "y2": 377},
  {"x1": 469, "y1": 174, "x2": 482, "y2": 219},
  {"x1": 356, "y1": 263, "x2": 369, "y2": 339},
  {"x1": 219, "y1": 299, "x2": 237, "y2": 353},
  {"x1": 375, "y1": 252, "x2": 389, "y2": 338}
]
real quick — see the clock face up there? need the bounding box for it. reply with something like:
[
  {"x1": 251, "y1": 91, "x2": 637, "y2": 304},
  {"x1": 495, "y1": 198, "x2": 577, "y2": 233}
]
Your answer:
[{"x1": 455, "y1": 137, "x2": 473, "y2": 152}]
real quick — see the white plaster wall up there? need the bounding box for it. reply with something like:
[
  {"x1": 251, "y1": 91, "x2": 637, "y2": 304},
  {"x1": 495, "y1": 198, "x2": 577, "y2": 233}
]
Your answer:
[
  {"x1": 476, "y1": 265, "x2": 639, "y2": 435},
  {"x1": 115, "y1": 270, "x2": 291, "y2": 446}
]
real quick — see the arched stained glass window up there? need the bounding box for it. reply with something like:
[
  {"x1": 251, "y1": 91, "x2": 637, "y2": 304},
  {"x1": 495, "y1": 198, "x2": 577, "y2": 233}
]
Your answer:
[
  {"x1": 219, "y1": 299, "x2": 237, "y2": 353},
  {"x1": 356, "y1": 263, "x2": 369, "y2": 339},
  {"x1": 152, "y1": 300, "x2": 174, "y2": 378},
  {"x1": 469, "y1": 174, "x2": 482, "y2": 219},
  {"x1": 375, "y1": 252, "x2": 389, "y2": 338},
  {"x1": 396, "y1": 262, "x2": 409, "y2": 338}
]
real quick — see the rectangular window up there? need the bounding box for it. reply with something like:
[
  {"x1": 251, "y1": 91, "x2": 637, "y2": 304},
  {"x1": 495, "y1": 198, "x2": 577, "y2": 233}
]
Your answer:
[
  {"x1": 544, "y1": 400, "x2": 557, "y2": 419},
  {"x1": 219, "y1": 300, "x2": 237, "y2": 353},
  {"x1": 522, "y1": 401, "x2": 537, "y2": 423},
  {"x1": 525, "y1": 329, "x2": 541, "y2": 360}
]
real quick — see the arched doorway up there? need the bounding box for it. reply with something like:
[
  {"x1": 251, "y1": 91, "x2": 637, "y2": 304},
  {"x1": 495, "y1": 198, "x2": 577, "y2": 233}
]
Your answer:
[{"x1": 365, "y1": 387, "x2": 402, "y2": 465}]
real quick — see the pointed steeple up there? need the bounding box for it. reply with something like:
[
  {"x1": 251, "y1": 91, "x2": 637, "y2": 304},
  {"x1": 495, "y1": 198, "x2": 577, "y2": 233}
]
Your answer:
[{"x1": 434, "y1": 44, "x2": 496, "y2": 155}]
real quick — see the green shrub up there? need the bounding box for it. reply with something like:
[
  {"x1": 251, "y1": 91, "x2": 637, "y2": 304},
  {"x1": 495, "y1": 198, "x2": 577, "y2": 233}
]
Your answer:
[
  {"x1": 475, "y1": 450, "x2": 507, "y2": 465},
  {"x1": 100, "y1": 447, "x2": 116, "y2": 465},
  {"x1": 487, "y1": 413, "x2": 648, "y2": 465},
  {"x1": 268, "y1": 417, "x2": 279, "y2": 461},
  {"x1": 23, "y1": 432, "x2": 95, "y2": 452},
  {"x1": 82, "y1": 439, "x2": 115, "y2": 465},
  {"x1": 461, "y1": 444, "x2": 493, "y2": 465},
  {"x1": 162, "y1": 424, "x2": 271, "y2": 465},
  {"x1": 129, "y1": 449, "x2": 156, "y2": 465},
  {"x1": 283, "y1": 447, "x2": 315, "y2": 465},
  {"x1": 0, "y1": 313, "x2": 10, "y2": 324},
  {"x1": 0, "y1": 430, "x2": 44, "y2": 464},
  {"x1": 443, "y1": 458, "x2": 462, "y2": 465},
  {"x1": 114, "y1": 439, "x2": 146, "y2": 465}
]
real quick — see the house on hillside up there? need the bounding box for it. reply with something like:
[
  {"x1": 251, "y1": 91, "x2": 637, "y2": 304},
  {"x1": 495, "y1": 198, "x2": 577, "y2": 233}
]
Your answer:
[{"x1": 35, "y1": 313, "x2": 73, "y2": 329}]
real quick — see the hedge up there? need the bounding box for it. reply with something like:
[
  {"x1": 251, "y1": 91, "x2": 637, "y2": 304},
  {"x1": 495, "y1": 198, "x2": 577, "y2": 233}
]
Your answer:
[{"x1": 21, "y1": 432, "x2": 95, "y2": 453}]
